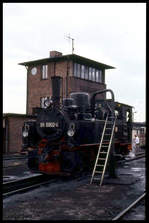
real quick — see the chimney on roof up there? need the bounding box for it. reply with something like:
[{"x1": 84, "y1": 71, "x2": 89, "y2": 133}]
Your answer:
[{"x1": 50, "y1": 51, "x2": 62, "y2": 58}]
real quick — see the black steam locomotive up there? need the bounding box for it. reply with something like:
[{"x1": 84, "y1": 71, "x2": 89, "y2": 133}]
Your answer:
[{"x1": 22, "y1": 76, "x2": 132, "y2": 175}]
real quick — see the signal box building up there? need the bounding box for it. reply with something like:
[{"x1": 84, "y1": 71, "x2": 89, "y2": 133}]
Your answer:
[
  {"x1": 3, "y1": 51, "x2": 115, "y2": 154},
  {"x1": 19, "y1": 51, "x2": 114, "y2": 115}
]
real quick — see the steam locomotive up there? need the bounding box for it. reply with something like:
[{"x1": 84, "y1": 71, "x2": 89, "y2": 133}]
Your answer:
[{"x1": 22, "y1": 76, "x2": 132, "y2": 175}]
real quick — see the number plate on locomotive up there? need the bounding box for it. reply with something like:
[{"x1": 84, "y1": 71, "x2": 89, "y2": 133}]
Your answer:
[{"x1": 40, "y1": 122, "x2": 59, "y2": 128}]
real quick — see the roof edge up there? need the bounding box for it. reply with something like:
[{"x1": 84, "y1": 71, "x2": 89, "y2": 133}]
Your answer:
[{"x1": 18, "y1": 53, "x2": 115, "y2": 69}]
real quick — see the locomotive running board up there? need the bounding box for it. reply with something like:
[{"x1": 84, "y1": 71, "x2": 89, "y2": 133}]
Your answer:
[{"x1": 90, "y1": 114, "x2": 117, "y2": 187}]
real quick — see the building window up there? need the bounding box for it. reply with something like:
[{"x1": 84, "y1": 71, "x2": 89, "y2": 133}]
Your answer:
[
  {"x1": 40, "y1": 96, "x2": 50, "y2": 108},
  {"x1": 92, "y1": 68, "x2": 95, "y2": 81},
  {"x1": 89, "y1": 67, "x2": 92, "y2": 80},
  {"x1": 84, "y1": 66, "x2": 89, "y2": 80},
  {"x1": 73, "y1": 63, "x2": 103, "y2": 83},
  {"x1": 74, "y1": 63, "x2": 77, "y2": 77},
  {"x1": 77, "y1": 64, "x2": 81, "y2": 78},
  {"x1": 99, "y1": 70, "x2": 102, "y2": 82},
  {"x1": 42, "y1": 65, "x2": 48, "y2": 79},
  {"x1": 96, "y1": 69, "x2": 102, "y2": 83},
  {"x1": 73, "y1": 63, "x2": 81, "y2": 78},
  {"x1": 95, "y1": 70, "x2": 99, "y2": 82},
  {"x1": 126, "y1": 111, "x2": 130, "y2": 122},
  {"x1": 81, "y1": 65, "x2": 85, "y2": 79}
]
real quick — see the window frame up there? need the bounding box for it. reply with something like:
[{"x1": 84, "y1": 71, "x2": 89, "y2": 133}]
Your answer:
[
  {"x1": 42, "y1": 64, "x2": 48, "y2": 80},
  {"x1": 77, "y1": 64, "x2": 81, "y2": 78},
  {"x1": 81, "y1": 64, "x2": 85, "y2": 79},
  {"x1": 73, "y1": 62, "x2": 104, "y2": 84},
  {"x1": 96, "y1": 69, "x2": 102, "y2": 83},
  {"x1": 92, "y1": 68, "x2": 95, "y2": 81},
  {"x1": 99, "y1": 70, "x2": 102, "y2": 83},
  {"x1": 89, "y1": 67, "x2": 92, "y2": 81},
  {"x1": 84, "y1": 66, "x2": 89, "y2": 80},
  {"x1": 95, "y1": 69, "x2": 99, "y2": 82},
  {"x1": 73, "y1": 63, "x2": 77, "y2": 77}
]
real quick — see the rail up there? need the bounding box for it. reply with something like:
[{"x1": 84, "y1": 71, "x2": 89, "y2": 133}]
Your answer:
[
  {"x1": 3, "y1": 174, "x2": 55, "y2": 198},
  {"x1": 112, "y1": 192, "x2": 145, "y2": 220},
  {"x1": 3, "y1": 155, "x2": 28, "y2": 160},
  {"x1": 117, "y1": 152, "x2": 145, "y2": 165}
]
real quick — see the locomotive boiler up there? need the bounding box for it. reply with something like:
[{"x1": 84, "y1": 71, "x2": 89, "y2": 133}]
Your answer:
[{"x1": 22, "y1": 76, "x2": 133, "y2": 175}]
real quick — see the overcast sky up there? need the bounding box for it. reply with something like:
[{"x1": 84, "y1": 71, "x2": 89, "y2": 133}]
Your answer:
[{"x1": 3, "y1": 3, "x2": 146, "y2": 122}]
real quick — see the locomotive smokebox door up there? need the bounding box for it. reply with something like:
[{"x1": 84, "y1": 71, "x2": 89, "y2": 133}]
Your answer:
[{"x1": 36, "y1": 108, "x2": 66, "y2": 142}]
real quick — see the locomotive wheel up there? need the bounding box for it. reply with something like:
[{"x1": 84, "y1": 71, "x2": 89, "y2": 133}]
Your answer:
[{"x1": 61, "y1": 151, "x2": 83, "y2": 173}]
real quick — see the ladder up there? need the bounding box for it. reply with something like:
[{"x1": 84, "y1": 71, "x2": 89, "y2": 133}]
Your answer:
[{"x1": 90, "y1": 114, "x2": 117, "y2": 186}]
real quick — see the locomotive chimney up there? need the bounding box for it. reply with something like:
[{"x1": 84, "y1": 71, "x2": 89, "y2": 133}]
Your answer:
[{"x1": 51, "y1": 76, "x2": 62, "y2": 107}]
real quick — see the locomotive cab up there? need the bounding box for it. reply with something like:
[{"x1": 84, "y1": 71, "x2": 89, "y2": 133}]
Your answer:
[{"x1": 114, "y1": 102, "x2": 133, "y2": 154}]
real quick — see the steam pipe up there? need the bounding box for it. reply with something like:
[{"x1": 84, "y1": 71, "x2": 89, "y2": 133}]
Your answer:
[{"x1": 90, "y1": 89, "x2": 115, "y2": 116}]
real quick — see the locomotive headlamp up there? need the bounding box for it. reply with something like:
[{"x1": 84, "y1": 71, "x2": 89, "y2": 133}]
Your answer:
[
  {"x1": 23, "y1": 124, "x2": 29, "y2": 137},
  {"x1": 67, "y1": 129, "x2": 75, "y2": 137},
  {"x1": 67, "y1": 122, "x2": 75, "y2": 137},
  {"x1": 23, "y1": 130, "x2": 28, "y2": 137}
]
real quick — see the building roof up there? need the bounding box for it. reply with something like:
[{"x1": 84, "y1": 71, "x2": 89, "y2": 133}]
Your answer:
[{"x1": 18, "y1": 53, "x2": 115, "y2": 70}]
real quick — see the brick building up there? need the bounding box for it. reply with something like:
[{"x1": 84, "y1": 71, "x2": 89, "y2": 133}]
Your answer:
[
  {"x1": 19, "y1": 51, "x2": 114, "y2": 115},
  {"x1": 3, "y1": 51, "x2": 115, "y2": 154},
  {"x1": 3, "y1": 114, "x2": 34, "y2": 154}
]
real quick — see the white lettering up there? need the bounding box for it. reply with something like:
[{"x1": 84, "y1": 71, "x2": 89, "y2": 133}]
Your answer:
[
  {"x1": 40, "y1": 122, "x2": 45, "y2": 127},
  {"x1": 40, "y1": 122, "x2": 59, "y2": 128}
]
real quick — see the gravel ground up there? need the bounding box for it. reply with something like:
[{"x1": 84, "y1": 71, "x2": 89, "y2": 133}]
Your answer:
[{"x1": 3, "y1": 157, "x2": 145, "y2": 220}]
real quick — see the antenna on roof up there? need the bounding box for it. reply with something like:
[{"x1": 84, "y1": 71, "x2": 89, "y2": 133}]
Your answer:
[{"x1": 66, "y1": 34, "x2": 74, "y2": 54}]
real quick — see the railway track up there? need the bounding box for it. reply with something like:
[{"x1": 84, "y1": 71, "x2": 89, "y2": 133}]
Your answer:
[
  {"x1": 127, "y1": 151, "x2": 145, "y2": 159},
  {"x1": 3, "y1": 151, "x2": 145, "y2": 198},
  {"x1": 3, "y1": 174, "x2": 56, "y2": 198},
  {"x1": 112, "y1": 192, "x2": 146, "y2": 220},
  {"x1": 3, "y1": 163, "x2": 27, "y2": 169},
  {"x1": 3, "y1": 152, "x2": 145, "y2": 168},
  {"x1": 3, "y1": 155, "x2": 28, "y2": 160},
  {"x1": 117, "y1": 152, "x2": 145, "y2": 165}
]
